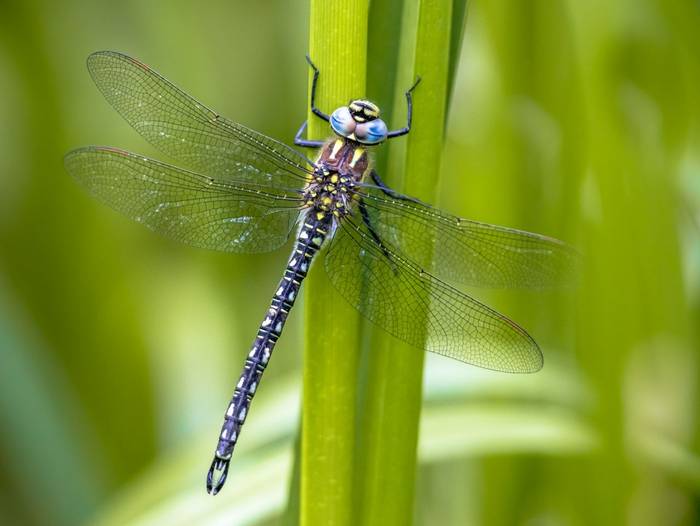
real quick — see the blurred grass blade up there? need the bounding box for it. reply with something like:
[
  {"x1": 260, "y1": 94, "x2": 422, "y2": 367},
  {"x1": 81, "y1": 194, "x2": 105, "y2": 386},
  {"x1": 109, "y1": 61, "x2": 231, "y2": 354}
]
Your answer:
[
  {"x1": 280, "y1": 422, "x2": 301, "y2": 526},
  {"x1": 302, "y1": 1, "x2": 368, "y2": 524},
  {"x1": 0, "y1": 278, "x2": 104, "y2": 525},
  {"x1": 367, "y1": 0, "x2": 406, "y2": 178},
  {"x1": 447, "y1": 0, "x2": 469, "y2": 115},
  {"x1": 93, "y1": 375, "x2": 302, "y2": 525}
]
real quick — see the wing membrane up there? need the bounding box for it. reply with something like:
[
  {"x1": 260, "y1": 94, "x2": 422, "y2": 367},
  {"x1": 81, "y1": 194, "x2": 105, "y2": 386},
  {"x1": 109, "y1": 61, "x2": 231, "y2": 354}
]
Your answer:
[
  {"x1": 65, "y1": 146, "x2": 301, "y2": 253},
  {"x1": 86, "y1": 51, "x2": 313, "y2": 190},
  {"x1": 324, "y1": 217, "x2": 542, "y2": 373},
  {"x1": 358, "y1": 185, "x2": 578, "y2": 289}
]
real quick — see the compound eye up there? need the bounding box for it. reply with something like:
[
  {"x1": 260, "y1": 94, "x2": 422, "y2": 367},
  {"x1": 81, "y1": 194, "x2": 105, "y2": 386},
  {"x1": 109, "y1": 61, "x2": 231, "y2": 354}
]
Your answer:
[
  {"x1": 355, "y1": 119, "x2": 388, "y2": 144},
  {"x1": 330, "y1": 107, "x2": 356, "y2": 137}
]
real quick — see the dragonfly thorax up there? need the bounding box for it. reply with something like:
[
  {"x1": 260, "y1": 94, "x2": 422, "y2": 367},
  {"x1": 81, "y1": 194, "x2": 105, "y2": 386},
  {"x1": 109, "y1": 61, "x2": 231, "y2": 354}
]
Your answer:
[
  {"x1": 302, "y1": 166, "x2": 356, "y2": 220},
  {"x1": 302, "y1": 139, "x2": 370, "y2": 220}
]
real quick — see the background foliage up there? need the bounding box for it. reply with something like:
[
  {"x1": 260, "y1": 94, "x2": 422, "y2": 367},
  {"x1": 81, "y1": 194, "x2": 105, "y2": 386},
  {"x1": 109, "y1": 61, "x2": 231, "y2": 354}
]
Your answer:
[{"x1": 1, "y1": 0, "x2": 699, "y2": 525}]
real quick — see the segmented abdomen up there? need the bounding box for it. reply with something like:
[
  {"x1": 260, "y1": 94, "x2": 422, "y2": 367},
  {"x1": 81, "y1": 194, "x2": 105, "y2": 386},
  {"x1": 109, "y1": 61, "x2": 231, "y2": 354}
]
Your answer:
[{"x1": 212, "y1": 211, "x2": 332, "y2": 461}]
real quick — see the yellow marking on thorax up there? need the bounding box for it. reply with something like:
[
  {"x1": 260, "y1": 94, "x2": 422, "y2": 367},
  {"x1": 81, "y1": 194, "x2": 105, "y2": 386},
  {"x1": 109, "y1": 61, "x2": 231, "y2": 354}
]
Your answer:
[
  {"x1": 349, "y1": 147, "x2": 365, "y2": 168},
  {"x1": 329, "y1": 139, "x2": 344, "y2": 160}
]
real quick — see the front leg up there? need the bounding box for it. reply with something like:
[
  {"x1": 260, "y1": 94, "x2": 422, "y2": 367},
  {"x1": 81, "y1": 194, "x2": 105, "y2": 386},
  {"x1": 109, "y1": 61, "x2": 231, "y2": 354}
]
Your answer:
[
  {"x1": 386, "y1": 77, "x2": 421, "y2": 139},
  {"x1": 293, "y1": 120, "x2": 325, "y2": 149},
  {"x1": 306, "y1": 55, "x2": 330, "y2": 122}
]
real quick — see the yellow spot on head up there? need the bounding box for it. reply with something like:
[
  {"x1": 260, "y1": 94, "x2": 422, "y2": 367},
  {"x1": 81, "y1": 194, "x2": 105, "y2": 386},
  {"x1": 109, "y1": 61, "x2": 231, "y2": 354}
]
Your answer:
[
  {"x1": 322, "y1": 196, "x2": 332, "y2": 205},
  {"x1": 330, "y1": 174, "x2": 338, "y2": 183},
  {"x1": 316, "y1": 211, "x2": 326, "y2": 220}
]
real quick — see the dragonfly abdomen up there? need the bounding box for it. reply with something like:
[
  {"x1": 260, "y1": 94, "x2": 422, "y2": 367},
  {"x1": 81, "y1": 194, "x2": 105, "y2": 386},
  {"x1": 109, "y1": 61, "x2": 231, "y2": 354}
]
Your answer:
[{"x1": 207, "y1": 210, "x2": 331, "y2": 494}]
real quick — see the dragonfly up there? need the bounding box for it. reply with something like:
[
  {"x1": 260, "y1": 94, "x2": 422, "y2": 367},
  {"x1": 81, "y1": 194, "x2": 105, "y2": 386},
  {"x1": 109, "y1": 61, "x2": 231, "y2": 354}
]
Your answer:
[{"x1": 64, "y1": 51, "x2": 576, "y2": 495}]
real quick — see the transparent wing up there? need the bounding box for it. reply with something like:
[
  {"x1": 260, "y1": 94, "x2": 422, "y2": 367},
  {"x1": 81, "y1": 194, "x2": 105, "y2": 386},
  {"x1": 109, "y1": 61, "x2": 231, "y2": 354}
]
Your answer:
[
  {"x1": 358, "y1": 184, "x2": 578, "y2": 289},
  {"x1": 86, "y1": 50, "x2": 313, "y2": 190},
  {"x1": 65, "y1": 146, "x2": 302, "y2": 253},
  {"x1": 324, "y1": 216, "x2": 542, "y2": 373}
]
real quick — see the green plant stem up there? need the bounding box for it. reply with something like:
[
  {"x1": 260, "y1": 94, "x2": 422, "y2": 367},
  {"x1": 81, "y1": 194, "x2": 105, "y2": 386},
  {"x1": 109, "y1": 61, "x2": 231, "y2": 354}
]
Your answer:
[
  {"x1": 356, "y1": 1, "x2": 454, "y2": 524},
  {"x1": 301, "y1": 2, "x2": 368, "y2": 525}
]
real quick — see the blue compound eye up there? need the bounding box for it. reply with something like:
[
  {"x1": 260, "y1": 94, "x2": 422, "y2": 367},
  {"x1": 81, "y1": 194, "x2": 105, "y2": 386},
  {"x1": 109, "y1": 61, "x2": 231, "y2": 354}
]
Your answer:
[
  {"x1": 355, "y1": 119, "x2": 388, "y2": 144},
  {"x1": 330, "y1": 107, "x2": 356, "y2": 137}
]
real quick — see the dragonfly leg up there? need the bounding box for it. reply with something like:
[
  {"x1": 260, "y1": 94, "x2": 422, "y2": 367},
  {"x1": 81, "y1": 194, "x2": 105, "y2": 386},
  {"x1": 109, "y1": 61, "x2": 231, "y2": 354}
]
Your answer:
[
  {"x1": 294, "y1": 120, "x2": 325, "y2": 149},
  {"x1": 359, "y1": 198, "x2": 398, "y2": 274},
  {"x1": 369, "y1": 170, "x2": 426, "y2": 205},
  {"x1": 387, "y1": 76, "x2": 422, "y2": 139},
  {"x1": 306, "y1": 55, "x2": 330, "y2": 122}
]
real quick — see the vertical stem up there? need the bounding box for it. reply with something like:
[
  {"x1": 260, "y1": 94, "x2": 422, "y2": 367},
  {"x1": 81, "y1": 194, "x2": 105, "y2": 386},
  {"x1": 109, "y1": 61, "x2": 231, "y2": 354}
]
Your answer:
[
  {"x1": 357, "y1": 1, "x2": 453, "y2": 524},
  {"x1": 405, "y1": 0, "x2": 452, "y2": 196},
  {"x1": 301, "y1": 1, "x2": 368, "y2": 525}
]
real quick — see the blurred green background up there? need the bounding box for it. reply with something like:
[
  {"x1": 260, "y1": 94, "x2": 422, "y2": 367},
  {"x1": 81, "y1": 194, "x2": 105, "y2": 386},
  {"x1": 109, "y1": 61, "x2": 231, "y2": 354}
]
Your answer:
[{"x1": 1, "y1": 1, "x2": 699, "y2": 525}]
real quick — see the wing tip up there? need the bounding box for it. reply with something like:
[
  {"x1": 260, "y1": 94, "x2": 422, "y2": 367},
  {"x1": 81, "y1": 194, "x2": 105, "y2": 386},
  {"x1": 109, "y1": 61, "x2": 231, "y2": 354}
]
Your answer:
[
  {"x1": 479, "y1": 342, "x2": 544, "y2": 375},
  {"x1": 87, "y1": 50, "x2": 150, "y2": 77},
  {"x1": 87, "y1": 50, "x2": 117, "y2": 70},
  {"x1": 87, "y1": 49, "x2": 128, "y2": 63},
  {"x1": 64, "y1": 145, "x2": 129, "y2": 158},
  {"x1": 63, "y1": 146, "x2": 133, "y2": 177},
  {"x1": 63, "y1": 146, "x2": 95, "y2": 169},
  {"x1": 522, "y1": 351, "x2": 544, "y2": 374},
  {"x1": 513, "y1": 324, "x2": 544, "y2": 374}
]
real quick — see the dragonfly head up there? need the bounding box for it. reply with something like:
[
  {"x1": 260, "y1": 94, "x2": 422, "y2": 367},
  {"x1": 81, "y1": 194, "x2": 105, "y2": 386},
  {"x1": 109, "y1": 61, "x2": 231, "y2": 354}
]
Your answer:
[
  {"x1": 330, "y1": 99, "x2": 388, "y2": 145},
  {"x1": 348, "y1": 99, "x2": 380, "y2": 122}
]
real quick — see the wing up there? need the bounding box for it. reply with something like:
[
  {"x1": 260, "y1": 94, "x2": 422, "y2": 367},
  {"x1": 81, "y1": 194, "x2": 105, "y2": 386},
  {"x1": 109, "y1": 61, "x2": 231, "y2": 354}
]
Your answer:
[
  {"x1": 324, "y1": 216, "x2": 542, "y2": 373},
  {"x1": 357, "y1": 184, "x2": 578, "y2": 289},
  {"x1": 65, "y1": 147, "x2": 302, "y2": 253},
  {"x1": 86, "y1": 51, "x2": 313, "y2": 190}
]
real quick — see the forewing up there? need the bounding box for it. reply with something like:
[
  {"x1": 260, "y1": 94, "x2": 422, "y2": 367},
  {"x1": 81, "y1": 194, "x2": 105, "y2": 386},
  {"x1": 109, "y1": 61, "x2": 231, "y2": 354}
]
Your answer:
[
  {"x1": 86, "y1": 51, "x2": 313, "y2": 190},
  {"x1": 323, "y1": 217, "x2": 543, "y2": 373},
  {"x1": 65, "y1": 147, "x2": 301, "y2": 253},
  {"x1": 358, "y1": 185, "x2": 578, "y2": 289}
]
